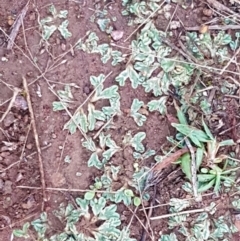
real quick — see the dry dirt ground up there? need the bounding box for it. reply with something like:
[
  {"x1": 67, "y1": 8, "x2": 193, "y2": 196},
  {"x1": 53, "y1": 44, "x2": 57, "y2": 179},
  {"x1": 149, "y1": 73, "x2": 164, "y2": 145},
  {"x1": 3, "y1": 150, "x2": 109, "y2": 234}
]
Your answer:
[{"x1": 0, "y1": 0, "x2": 240, "y2": 240}]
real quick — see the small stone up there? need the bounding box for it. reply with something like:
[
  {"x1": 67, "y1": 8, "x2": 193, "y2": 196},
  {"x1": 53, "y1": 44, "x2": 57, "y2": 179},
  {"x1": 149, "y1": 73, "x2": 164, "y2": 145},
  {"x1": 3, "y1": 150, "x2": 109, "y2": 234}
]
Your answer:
[
  {"x1": 61, "y1": 43, "x2": 66, "y2": 51},
  {"x1": 111, "y1": 30, "x2": 124, "y2": 41},
  {"x1": 94, "y1": 121, "x2": 104, "y2": 130},
  {"x1": 7, "y1": 16, "x2": 14, "y2": 26},
  {"x1": 52, "y1": 133, "x2": 57, "y2": 139},
  {"x1": 1, "y1": 57, "x2": 8, "y2": 62},
  {"x1": 199, "y1": 25, "x2": 209, "y2": 34},
  {"x1": 14, "y1": 96, "x2": 28, "y2": 110},
  {"x1": 16, "y1": 172, "x2": 23, "y2": 182},
  {"x1": 26, "y1": 143, "x2": 33, "y2": 150}
]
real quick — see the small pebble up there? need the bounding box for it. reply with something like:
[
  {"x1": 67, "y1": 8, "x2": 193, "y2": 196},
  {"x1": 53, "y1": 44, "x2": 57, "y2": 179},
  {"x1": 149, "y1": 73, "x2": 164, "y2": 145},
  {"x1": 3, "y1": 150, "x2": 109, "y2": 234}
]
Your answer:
[
  {"x1": 26, "y1": 143, "x2": 33, "y2": 150},
  {"x1": 52, "y1": 133, "x2": 57, "y2": 139},
  {"x1": 61, "y1": 43, "x2": 66, "y2": 51},
  {"x1": 111, "y1": 30, "x2": 124, "y2": 41},
  {"x1": 1, "y1": 57, "x2": 8, "y2": 62}
]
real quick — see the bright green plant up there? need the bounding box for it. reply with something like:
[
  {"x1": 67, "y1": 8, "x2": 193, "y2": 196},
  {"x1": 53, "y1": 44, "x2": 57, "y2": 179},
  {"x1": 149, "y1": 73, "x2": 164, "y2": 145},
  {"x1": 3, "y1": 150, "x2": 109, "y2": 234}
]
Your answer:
[
  {"x1": 52, "y1": 85, "x2": 74, "y2": 111},
  {"x1": 40, "y1": 4, "x2": 72, "y2": 40},
  {"x1": 62, "y1": 74, "x2": 120, "y2": 134},
  {"x1": 76, "y1": 32, "x2": 126, "y2": 65},
  {"x1": 185, "y1": 31, "x2": 232, "y2": 63},
  {"x1": 171, "y1": 107, "x2": 236, "y2": 194},
  {"x1": 130, "y1": 99, "x2": 147, "y2": 126},
  {"x1": 82, "y1": 134, "x2": 121, "y2": 169}
]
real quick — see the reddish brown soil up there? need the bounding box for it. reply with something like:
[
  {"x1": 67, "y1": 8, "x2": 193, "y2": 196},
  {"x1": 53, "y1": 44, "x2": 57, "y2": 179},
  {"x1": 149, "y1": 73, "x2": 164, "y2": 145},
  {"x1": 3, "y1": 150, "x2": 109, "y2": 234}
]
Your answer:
[{"x1": 0, "y1": 0, "x2": 238, "y2": 240}]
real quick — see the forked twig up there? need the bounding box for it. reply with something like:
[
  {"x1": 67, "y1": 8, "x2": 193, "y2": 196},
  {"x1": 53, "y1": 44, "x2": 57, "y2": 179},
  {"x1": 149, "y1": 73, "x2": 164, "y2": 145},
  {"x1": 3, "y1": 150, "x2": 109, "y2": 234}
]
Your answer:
[
  {"x1": 150, "y1": 206, "x2": 213, "y2": 221},
  {"x1": 185, "y1": 25, "x2": 240, "y2": 31},
  {"x1": 23, "y1": 76, "x2": 47, "y2": 211}
]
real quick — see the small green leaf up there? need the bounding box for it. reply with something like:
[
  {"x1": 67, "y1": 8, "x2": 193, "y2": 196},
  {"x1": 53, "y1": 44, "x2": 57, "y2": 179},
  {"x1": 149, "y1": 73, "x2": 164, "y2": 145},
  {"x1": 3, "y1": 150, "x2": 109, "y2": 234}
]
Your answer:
[
  {"x1": 198, "y1": 178, "x2": 215, "y2": 193},
  {"x1": 13, "y1": 223, "x2": 30, "y2": 238},
  {"x1": 49, "y1": 4, "x2": 57, "y2": 16},
  {"x1": 131, "y1": 132, "x2": 146, "y2": 153},
  {"x1": 219, "y1": 139, "x2": 235, "y2": 147},
  {"x1": 147, "y1": 97, "x2": 167, "y2": 114},
  {"x1": 160, "y1": 233, "x2": 178, "y2": 241},
  {"x1": 131, "y1": 99, "x2": 147, "y2": 126},
  {"x1": 124, "y1": 189, "x2": 134, "y2": 197},
  {"x1": 161, "y1": 59, "x2": 176, "y2": 72},
  {"x1": 133, "y1": 197, "x2": 141, "y2": 206},
  {"x1": 90, "y1": 197, "x2": 106, "y2": 216},
  {"x1": 131, "y1": 99, "x2": 143, "y2": 112},
  {"x1": 198, "y1": 174, "x2": 215, "y2": 182},
  {"x1": 58, "y1": 20, "x2": 72, "y2": 39},
  {"x1": 79, "y1": 109, "x2": 88, "y2": 133},
  {"x1": 172, "y1": 123, "x2": 210, "y2": 147},
  {"x1": 42, "y1": 25, "x2": 57, "y2": 40},
  {"x1": 97, "y1": 18, "x2": 111, "y2": 32},
  {"x1": 202, "y1": 118, "x2": 214, "y2": 140},
  {"x1": 84, "y1": 191, "x2": 95, "y2": 200},
  {"x1": 115, "y1": 188, "x2": 132, "y2": 206},
  {"x1": 180, "y1": 153, "x2": 191, "y2": 180},
  {"x1": 52, "y1": 101, "x2": 68, "y2": 111},
  {"x1": 98, "y1": 204, "x2": 119, "y2": 220},
  {"x1": 115, "y1": 69, "x2": 128, "y2": 86},
  {"x1": 82, "y1": 138, "x2": 96, "y2": 152},
  {"x1": 88, "y1": 152, "x2": 102, "y2": 169},
  {"x1": 196, "y1": 147, "x2": 204, "y2": 169},
  {"x1": 127, "y1": 65, "x2": 141, "y2": 89},
  {"x1": 58, "y1": 10, "x2": 68, "y2": 18}
]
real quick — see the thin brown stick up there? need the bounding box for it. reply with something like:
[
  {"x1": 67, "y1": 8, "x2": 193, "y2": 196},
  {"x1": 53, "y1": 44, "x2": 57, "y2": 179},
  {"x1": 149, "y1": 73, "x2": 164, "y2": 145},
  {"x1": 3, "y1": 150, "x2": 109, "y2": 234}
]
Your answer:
[
  {"x1": 165, "y1": 4, "x2": 178, "y2": 33},
  {"x1": 185, "y1": 25, "x2": 240, "y2": 31},
  {"x1": 7, "y1": 1, "x2": 29, "y2": 49},
  {"x1": 17, "y1": 185, "x2": 118, "y2": 194},
  {"x1": 56, "y1": 132, "x2": 69, "y2": 173},
  {"x1": 22, "y1": 76, "x2": 47, "y2": 211},
  {"x1": 93, "y1": 113, "x2": 116, "y2": 139},
  {"x1": 150, "y1": 207, "x2": 206, "y2": 221},
  {"x1": 0, "y1": 212, "x2": 39, "y2": 230},
  {"x1": 0, "y1": 87, "x2": 21, "y2": 123},
  {"x1": 19, "y1": 121, "x2": 32, "y2": 164}
]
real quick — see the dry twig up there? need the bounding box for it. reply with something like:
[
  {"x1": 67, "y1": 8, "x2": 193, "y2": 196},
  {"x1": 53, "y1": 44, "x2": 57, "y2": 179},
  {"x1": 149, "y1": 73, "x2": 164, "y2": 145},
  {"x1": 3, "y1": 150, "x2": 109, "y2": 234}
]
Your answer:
[
  {"x1": 23, "y1": 76, "x2": 47, "y2": 211},
  {"x1": 185, "y1": 25, "x2": 240, "y2": 31}
]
